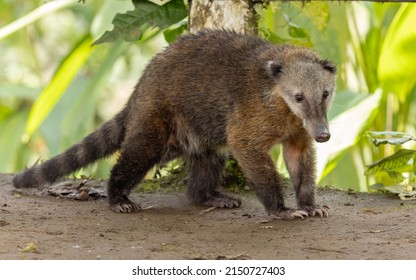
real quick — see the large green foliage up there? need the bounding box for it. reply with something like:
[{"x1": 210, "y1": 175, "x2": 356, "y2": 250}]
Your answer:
[
  {"x1": 0, "y1": 0, "x2": 174, "y2": 175},
  {"x1": 365, "y1": 131, "x2": 416, "y2": 199},
  {"x1": 378, "y1": 4, "x2": 416, "y2": 102},
  {"x1": 93, "y1": 0, "x2": 187, "y2": 45},
  {"x1": 25, "y1": 35, "x2": 93, "y2": 139}
]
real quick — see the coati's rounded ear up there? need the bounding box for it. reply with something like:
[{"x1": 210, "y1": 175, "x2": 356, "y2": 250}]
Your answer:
[
  {"x1": 265, "y1": 60, "x2": 283, "y2": 77},
  {"x1": 320, "y1": 59, "x2": 337, "y2": 74}
]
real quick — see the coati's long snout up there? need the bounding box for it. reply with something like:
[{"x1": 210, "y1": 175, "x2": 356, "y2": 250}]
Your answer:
[{"x1": 301, "y1": 116, "x2": 331, "y2": 143}]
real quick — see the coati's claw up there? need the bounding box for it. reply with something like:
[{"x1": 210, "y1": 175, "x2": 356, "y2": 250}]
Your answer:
[
  {"x1": 111, "y1": 200, "x2": 142, "y2": 213},
  {"x1": 202, "y1": 194, "x2": 242, "y2": 208},
  {"x1": 301, "y1": 205, "x2": 330, "y2": 218},
  {"x1": 271, "y1": 209, "x2": 309, "y2": 220},
  {"x1": 313, "y1": 208, "x2": 323, "y2": 217}
]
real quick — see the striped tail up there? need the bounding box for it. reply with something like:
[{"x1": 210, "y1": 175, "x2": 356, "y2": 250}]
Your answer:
[{"x1": 12, "y1": 110, "x2": 127, "y2": 188}]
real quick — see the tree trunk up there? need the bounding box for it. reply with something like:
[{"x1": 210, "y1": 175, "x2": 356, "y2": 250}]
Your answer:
[{"x1": 189, "y1": 0, "x2": 259, "y2": 35}]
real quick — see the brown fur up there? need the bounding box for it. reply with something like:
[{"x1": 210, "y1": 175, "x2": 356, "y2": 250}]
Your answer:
[{"x1": 13, "y1": 30, "x2": 336, "y2": 219}]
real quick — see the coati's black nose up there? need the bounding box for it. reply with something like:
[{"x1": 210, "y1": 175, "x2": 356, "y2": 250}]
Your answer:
[
  {"x1": 315, "y1": 132, "x2": 331, "y2": 143},
  {"x1": 315, "y1": 124, "x2": 331, "y2": 142}
]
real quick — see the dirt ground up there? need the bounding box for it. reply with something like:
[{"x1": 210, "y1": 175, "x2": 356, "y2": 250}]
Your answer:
[{"x1": 0, "y1": 173, "x2": 415, "y2": 260}]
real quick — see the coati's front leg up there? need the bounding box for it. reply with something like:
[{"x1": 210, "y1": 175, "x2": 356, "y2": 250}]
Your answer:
[
  {"x1": 283, "y1": 137, "x2": 330, "y2": 217},
  {"x1": 229, "y1": 145, "x2": 308, "y2": 220},
  {"x1": 187, "y1": 150, "x2": 242, "y2": 208}
]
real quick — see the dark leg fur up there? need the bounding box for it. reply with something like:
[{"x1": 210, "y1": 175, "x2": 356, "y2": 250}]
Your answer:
[
  {"x1": 107, "y1": 150, "x2": 157, "y2": 213},
  {"x1": 108, "y1": 124, "x2": 169, "y2": 213},
  {"x1": 187, "y1": 150, "x2": 241, "y2": 208},
  {"x1": 229, "y1": 144, "x2": 309, "y2": 220},
  {"x1": 283, "y1": 138, "x2": 329, "y2": 217}
]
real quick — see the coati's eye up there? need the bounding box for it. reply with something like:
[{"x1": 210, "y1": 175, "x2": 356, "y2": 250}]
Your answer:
[
  {"x1": 295, "y1": 94, "x2": 304, "y2": 103},
  {"x1": 323, "y1": 90, "x2": 330, "y2": 99}
]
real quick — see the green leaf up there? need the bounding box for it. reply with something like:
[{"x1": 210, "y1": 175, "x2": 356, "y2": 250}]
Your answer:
[
  {"x1": 24, "y1": 34, "x2": 92, "y2": 140},
  {"x1": 163, "y1": 21, "x2": 188, "y2": 43},
  {"x1": 413, "y1": 154, "x2": 416, "y2": 178},
  {"x1": 366, "y1": 149, "x2": 416, "y2": 175},
  {"x1": 0, "y1": 84, "x2": 41, "y2": 101},
  {"x1": 40, "y1": 78, "x2": 89, "y2": 155},
  {"x1": 94, "y1": 0, "x2": 187, "y2": 45},
  {"x1": 386, "y1": 171, "x2": 405, "y2": 183},
  {"x1": 0, "y1": 111, "x2": 28, "y2": 172},
  {"x1": 384, "y1": 184, "x2": 416, "y2": 200},
  {"x1": 0, "y1": 104, "x2": 13, "y2": 122},
  {"x1": 317, "y1": 90, "x2": 382, "y2": 181},
  {"x1": 61, "y1": 41, "x2": 128, "y2": 148},
  {"x1": 261, "y1": 29, "x2": 286, "y2": 44},
  {"x1": 90, "y1": 0, "x2": 135, "y2": 40},
  {"x1": 288, "y1": 22, "x2": 309, "y2": 39},
  {"x1": 378, "y1": 4, "x2": 416, "y2": 100},
  {"x1": 366, "y1": 131, "x2": 416, "y2": 147},
  {"x1": 328, "y1": 90, "x2": 368, "y2": 120},
  {"x1": 293, "y1": 1, "x2": 330, "y2": 31}
]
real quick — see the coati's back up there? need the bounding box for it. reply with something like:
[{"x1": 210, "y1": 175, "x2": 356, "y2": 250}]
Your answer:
[
  {"x1": 132, "y1": 31, "x2": 304, "y2": 144},
  {"x1": 128, "y1": 31, "x2": 270, "y2": 146},
  {"x1": 133, "y1": 30, "x2": 335, "y2": 144}
]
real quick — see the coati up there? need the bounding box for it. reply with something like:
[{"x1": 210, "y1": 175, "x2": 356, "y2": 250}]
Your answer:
[{"x1": 13, "y1": 30, "x2": 336, "y2": 220}]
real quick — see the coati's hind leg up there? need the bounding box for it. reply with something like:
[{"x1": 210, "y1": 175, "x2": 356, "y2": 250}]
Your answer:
[
  {"x1": 187, "y1": 150, "x2": 242, "y2": 208},
  {"x1": 108, "y1": 126, "x2": 167, "y2": 213}
]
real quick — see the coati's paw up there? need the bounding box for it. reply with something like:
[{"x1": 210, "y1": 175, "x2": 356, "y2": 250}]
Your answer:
[
  {"x1": 110, "y1": 197, "x2": 142, "y2": 213},
  {"x1": 271, "y1": 209, "x2": 309, "y2": 220},
  {"x1": 202, "y1": 193, "x2": 242, "y2": 208},
  {"x1": 300, "y1": 205, "x2": 330, "y2": 218},
  {"x1": 111, "y1": 201, "x2": 142, "y2": 213}
]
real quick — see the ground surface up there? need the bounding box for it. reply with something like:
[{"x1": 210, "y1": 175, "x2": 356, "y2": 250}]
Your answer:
[{"x1": 0, "y1": 173, "x2": 415, "y2": 260}]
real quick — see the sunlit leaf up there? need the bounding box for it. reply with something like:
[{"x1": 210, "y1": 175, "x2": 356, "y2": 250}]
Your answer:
[
  {"x1": 367, "y1": 131, "x2": 416, "y2": 146},
  {"x1": 94, "y1": 0, "x2": 187, "y2": 45},
  {"x1": 61, "y1": 41, "x2": 128, "y2": 148},
  {"x1": 365, "y1": 149, "x2": 416, "y2": 175},
  {"x1": 317, "y1": 90, "x2": 382, "y2": 180},
  {"x1": 386, "y1": 171, "x2": 405, "y2": 182},
  {"x1": 40, "y1": 78, "x2": 88, "y2": 155},
  {"x1": 25, "y1": 35, "x2": 92, "y2": 140},
  {"x1": 378, "y1": 4, "x2": 416, "y2": 100}
]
